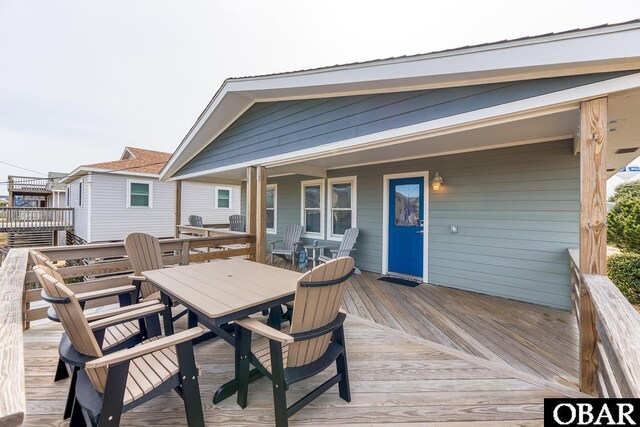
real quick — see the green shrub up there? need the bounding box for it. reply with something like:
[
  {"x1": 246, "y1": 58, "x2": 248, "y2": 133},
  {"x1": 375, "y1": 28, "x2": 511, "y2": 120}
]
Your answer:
[
  {"x1": 607, "y1": 195, "x2": 640, "y2": 253},
  {"x1": 609, "y1": 181, "x2": 640, "y2": 203},
  {"x1": 607, "y1": 253, "x2": 640, "y2": 305}
]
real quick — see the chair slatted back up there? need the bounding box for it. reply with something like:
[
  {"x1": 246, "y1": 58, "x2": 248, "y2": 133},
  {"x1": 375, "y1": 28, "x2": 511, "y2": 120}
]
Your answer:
[
  {"x1": 287, "y1": 257, "x2": 355, "y2": 368},
  {"x1": 229, "y1": 214, "x2": 246, "y2": 232},
  {"x1": 336, "y1": 228, "x2": 359, "y2": 258},
  {"x1": 124, "y1": 233, "x2": 163, "y2": 299},
  {"x1": 283, "y1": 224, "x2": 303, "y2": 251},
  {"x1": 33, "y1": 266, "x2": 109, "y2": 392},
  {"x1": 29, "y1": 250, "x2": 50, "y2": 267},
  {"x1": 31, "y1": 250, "x2": 67, "y2": 284},
  {"x1": 188, "y1": 215, "x2": 203, "y2": 227}
]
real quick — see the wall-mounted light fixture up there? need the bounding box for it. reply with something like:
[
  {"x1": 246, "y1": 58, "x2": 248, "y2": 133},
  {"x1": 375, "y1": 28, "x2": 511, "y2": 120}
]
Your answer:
[{"x1": 431, "y1": 172, "x2": 443, "y2": 191}]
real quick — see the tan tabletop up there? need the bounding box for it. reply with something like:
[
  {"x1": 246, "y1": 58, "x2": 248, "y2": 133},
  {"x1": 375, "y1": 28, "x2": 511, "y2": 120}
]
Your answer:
[{"x1": 143, "y1": 259, "x2": 300, "y2": 325}]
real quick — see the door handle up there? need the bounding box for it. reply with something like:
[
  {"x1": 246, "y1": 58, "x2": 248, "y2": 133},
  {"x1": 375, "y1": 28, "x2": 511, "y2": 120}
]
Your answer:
[{"x1": 416, "y1": 229, "x2": 424, "y2": 234}]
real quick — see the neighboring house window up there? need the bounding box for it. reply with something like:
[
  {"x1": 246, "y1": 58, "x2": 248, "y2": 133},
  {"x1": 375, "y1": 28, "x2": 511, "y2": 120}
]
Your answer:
[
  {"x1": 266, "y1": 184, "x2": 277, "y2": 234},
  {"x1": 78, "y1": 182, "x2": 82, "y2": 207},
  {"x1": 126, "y1": 179, "x2": 153, "y2": 208},
  {"x1": 216, "y1": 187, "x2": 231, "y2": 209},
  {"x1": 301, "y1": 179, "x2": 325, "y2": 237},
  {"x1": 328, "y1": 177, "x2": 357, "y2": 240}
]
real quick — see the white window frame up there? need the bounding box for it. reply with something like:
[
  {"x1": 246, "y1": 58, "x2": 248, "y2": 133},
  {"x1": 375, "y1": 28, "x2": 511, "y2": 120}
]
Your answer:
[
  {"x1": 266, "y1": 184, "x2": 277, "y2": 235},
  {"x1": 215, "y1": 186, "x2": 232, "y2": 209},
  {"x1": 126, "y1": 179, "x2": 153, "y2": 208},
  {"x1": 300, "y1": 179, "x2": 325, "y2": 238},
  {"x1": 327, "y1": 176, "x2": 357, "y2": 241}
]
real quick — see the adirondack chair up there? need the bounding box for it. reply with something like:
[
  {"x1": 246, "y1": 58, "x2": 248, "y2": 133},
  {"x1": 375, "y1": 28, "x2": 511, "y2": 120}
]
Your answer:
[
  {"x1": 33, "y1": 264, "x2": 165, "y2": 421},
  {"x1": 124, "y1": 232, "x2": 188, "y2": 322},
  {"x1": 234, "y1": 257, "x2": 355, "y2": 427},
  {"x1": 34, "y1": 266, "x2": 205, "y2": 427},
  {"x1": 229, "y1": 214, "x2": 246, "y2": 232},
  {"x1": 188, "y1": 215, "x2": 203, "y2": 227},
  {"x1": 269, "y1": 224, "x2": 303, "y2": 265},
  {"x1": 318, "y1": 228, "x2": 360, "y2": 273}
]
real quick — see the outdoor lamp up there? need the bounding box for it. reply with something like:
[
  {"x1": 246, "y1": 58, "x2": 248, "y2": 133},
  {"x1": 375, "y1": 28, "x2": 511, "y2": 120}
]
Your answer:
[{"x1": 431, "y1": 172, "x2": 443, "y2": 191}]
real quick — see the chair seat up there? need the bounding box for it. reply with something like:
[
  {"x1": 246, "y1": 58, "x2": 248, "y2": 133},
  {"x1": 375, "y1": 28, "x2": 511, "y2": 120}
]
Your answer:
[
  {"x1": 122, "y1": 336, "x2": 180, "y2": 405},
  {"x1": 252, "y1": 326, "x2": 290, "y2": 373},
  {"x1": 271, "y1": 249, "x2": 294, "y2": 255},
  {"x1": 103, "y1": 321, "x2": 141, "y2": 351},
  {"x1": 142, "y1": 291, "x2": 161, "y2": 303}
]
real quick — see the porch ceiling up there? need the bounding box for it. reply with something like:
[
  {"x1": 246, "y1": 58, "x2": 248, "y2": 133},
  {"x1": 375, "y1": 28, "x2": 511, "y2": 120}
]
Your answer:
[{"x1": 186, "y1": 87, "x2": 640, "y2": 183}]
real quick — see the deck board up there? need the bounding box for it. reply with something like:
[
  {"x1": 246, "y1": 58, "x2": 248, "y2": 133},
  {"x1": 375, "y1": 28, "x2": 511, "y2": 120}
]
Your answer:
[
  {"x1": 271, "y1": 258, "x2": 579, "y2": 389},
  {"x1": 23, "y1": 314, "x2": 582, "y2": 426}
]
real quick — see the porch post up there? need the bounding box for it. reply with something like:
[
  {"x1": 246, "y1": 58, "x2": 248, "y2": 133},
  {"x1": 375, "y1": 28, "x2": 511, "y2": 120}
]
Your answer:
[
  {"x1": 579, "y1": 97, "x2": 608, "y2": 274},
  {"x1": 174, "y1": 180, "x2": 182, "y2": 238},
  {"x1": 256, "y1": 166, "x2": 267, "y2": 264},
  {"x1": 246, "y1": 167, "x2": 257, "y2": 259},
  {"x1": 578, "y1": 97, "x2": 608, "y2": 396}
]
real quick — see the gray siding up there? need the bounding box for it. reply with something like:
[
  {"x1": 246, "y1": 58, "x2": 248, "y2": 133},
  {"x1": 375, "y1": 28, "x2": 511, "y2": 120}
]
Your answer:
[
  {"x1": 177, "y1": 72, "x2": 630, "y2": 177},
  {"x1": 90, "y1": 174, "x2": 176, "y2": 242},
  {"x1": 265, "y1": 140, "x2": 578, "y2": 309},
  {"x1": 67, "y1": 178, "x2": 89, "y2": 241},
  {"x1": 180, "y1": 182, "x2": 241, "y2": 225}
]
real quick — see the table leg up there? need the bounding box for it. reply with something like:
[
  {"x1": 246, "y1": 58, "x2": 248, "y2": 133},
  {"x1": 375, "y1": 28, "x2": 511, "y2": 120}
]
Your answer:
[
  {"x1": 267, "y1": 305, "x2": 283, "y2": 329},
  {"x1": 160, "y1": 292, "x2": 174, "y2": 336},
  {"x1": 212, "y1": 369, "x2": 264, "y2": 405}
]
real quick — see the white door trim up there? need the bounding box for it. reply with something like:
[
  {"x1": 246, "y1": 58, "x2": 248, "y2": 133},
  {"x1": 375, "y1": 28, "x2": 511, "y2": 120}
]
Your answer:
[{"x1": 382, "y1": 170, "x2": 429, "y2": 283}]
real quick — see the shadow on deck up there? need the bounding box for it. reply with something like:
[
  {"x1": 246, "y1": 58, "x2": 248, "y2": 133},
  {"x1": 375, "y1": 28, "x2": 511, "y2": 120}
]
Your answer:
[{"x1": 271, "y1": 257, "x2": 579, "y2": 389}]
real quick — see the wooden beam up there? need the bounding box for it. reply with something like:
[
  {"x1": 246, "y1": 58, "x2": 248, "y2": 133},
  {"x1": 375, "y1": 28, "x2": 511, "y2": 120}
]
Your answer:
[
  {"x1": 174, "y1": 180, "x2": 182, "y2": 238},
  {"x1": 246, "y1": 167, "x2": 257, "y2": 259},
  {"x1": 273, "y1": 164, "x2": 327, "y2": 178},
  {"x1": 256, "y1": 166, "x2": 267, "y2": 263},
  {"x1": 0, "y1": 249, "x2": 28, "y2": 426},
  {"x1": 580, "y1": 97, "x2": 608, "y2": 275}
]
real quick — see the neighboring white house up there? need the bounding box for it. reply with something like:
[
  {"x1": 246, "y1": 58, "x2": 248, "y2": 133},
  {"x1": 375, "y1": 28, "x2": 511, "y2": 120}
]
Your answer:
[
  {"x1": 607, "y1": 156, "x2": 640, "y2": 201},
  {"x1": 62, "y1": 147, "x2": 240, "y2": 243}
]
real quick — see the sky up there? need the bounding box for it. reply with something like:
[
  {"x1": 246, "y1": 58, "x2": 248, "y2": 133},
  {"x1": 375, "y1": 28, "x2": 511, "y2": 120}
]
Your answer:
[{"x1": 1, "y1": 0, "x2": 639, "y2": 195}]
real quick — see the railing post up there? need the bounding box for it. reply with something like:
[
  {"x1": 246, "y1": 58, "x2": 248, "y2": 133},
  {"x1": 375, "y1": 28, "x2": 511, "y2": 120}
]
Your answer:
[
  {"x1": 579, "y1": 280, "x2": 599, "y2": 395},
  {"x1": 246, "y1": 167, "x2": 257, "y2": 260},
  {"x1": 256, "y1": 166, "x2": 267, "y2": 264}
]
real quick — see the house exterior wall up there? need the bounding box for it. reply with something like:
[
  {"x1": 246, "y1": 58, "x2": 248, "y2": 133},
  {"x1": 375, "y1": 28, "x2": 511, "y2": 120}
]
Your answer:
[
  {"x1": 89, "y1": 174, "x2": 175, "y2": 242},
  {"x1": 67, "y1": 178, "x2": 89, "y2": 241},
  {"x1": 263, "y1": 140, "x2": 579, "y2": 309},
  {"x1": 176, "y1": 72, "x2": 629, "y2": 178},
  {"x1": 180, "y1": 181, "x2": 241, "y2": 225}
]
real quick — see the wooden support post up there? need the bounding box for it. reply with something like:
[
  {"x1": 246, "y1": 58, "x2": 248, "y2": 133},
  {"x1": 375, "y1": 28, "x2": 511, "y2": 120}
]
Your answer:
[
  {"x1": 580, "y1": 97, "x2": 608, "y2": 275},
  {"x1": 578, "y1": 97, "x2": 607, "y2": 396},
  {"x1": 246, "y1": 167, "x2": 257, "y2": 260},
  {"x1": 174, "y1": 181, "x2": 182, "y2": 238},
  {"x1": 256, "y1": 166, "x2": 267, "y2": 264}
]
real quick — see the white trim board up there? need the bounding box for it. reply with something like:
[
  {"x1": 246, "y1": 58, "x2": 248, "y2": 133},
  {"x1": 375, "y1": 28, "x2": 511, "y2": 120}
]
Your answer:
[
  {"x1": 168, "y1": 72, "x2": 640, "y2": 182},
  {"x1": 382, "y1": 171, "x2": 429, "y2": 284}
]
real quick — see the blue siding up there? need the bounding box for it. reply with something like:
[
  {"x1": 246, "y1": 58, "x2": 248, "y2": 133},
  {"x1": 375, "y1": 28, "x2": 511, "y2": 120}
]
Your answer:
[
  {"x1": 264, "y1": 140, "x2": 578, "y2": 309},
  {"x1": 177, "y1": 71, "x2": 630, "y2": 177}
]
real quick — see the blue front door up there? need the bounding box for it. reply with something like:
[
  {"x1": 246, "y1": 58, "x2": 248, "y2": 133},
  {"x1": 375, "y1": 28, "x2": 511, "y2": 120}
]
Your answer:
[{"x1": 388, "y1": 177, "x2": 424, "y2": 277}]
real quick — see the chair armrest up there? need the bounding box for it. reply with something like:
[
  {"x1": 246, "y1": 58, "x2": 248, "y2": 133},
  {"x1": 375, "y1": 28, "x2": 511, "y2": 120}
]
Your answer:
[
  {"x1": 268, "y1": 240, "x2": 282, "y2": 249},
  {"x1": 84, "y1": 300, "x2": 160, "y2": 322},
  {"x1": 128, "y1": 275, "x2": 147, "y2": 281},
  {"x1": 85, "y1": 327, "x2": 204, "y2": 369},
  {"x1": 235, "y1": 317, "x2": 294, "y2": 344},
  {"x1": 75, "y1": 285, "x2": 137, "y2": 302},
  {"x1": 88, "y1": 304, "x2": 165, "y2": 331},
  {"x1": 329, "y1": 248, "x2": 356, "y2": 254}
]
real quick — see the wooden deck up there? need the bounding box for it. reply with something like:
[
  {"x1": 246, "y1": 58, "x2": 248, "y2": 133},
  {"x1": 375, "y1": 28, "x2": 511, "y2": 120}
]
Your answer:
[
  {"x1": 272, "y1": 259, "x2": 579, "y2": 389},
  {"x1": 23, "y1": 314, "x2": 584, "y2": 426}
]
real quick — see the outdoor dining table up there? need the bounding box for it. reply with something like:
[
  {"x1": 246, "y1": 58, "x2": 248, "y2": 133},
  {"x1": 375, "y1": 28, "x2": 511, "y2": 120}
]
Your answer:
[{"x1": 142, "y1": 258, "x2": 301, "y2": 404}]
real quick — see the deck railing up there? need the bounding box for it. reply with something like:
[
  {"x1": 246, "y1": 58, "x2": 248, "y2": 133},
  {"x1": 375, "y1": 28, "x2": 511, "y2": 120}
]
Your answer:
[
  {"x1": 22, "y1": 233, "x2": 256, "y2": 328},
  {"x1": 0, "y1": 207, "x2": 74, "y2": 231},
  {"x1": 7, "y1": 176, "x2": 51, "y2": 193},
  {"x1": 568, "y1": 248, "x2": 640, "y2": 397}
]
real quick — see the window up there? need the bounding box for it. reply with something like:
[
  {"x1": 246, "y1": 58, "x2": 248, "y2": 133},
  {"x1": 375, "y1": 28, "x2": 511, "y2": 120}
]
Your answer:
[
  {"x1": 78, "y1": 182, "x2": 82, "y2": 207},
  {"x1": 328, "y1": 177, "x2": 356, "y2": 239},
  {"x1": 215, "y1": 187, "x2": 232, "y2": 209},
  {"x1": 266, "y1": 184, "x2": 277, "y2": 234},
  {"x1": 301, "y1": 179, "x2": 325, "y2": 237},
  {"x1": 126, "y1": 179, "x2": 153, "y2": 208}
]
